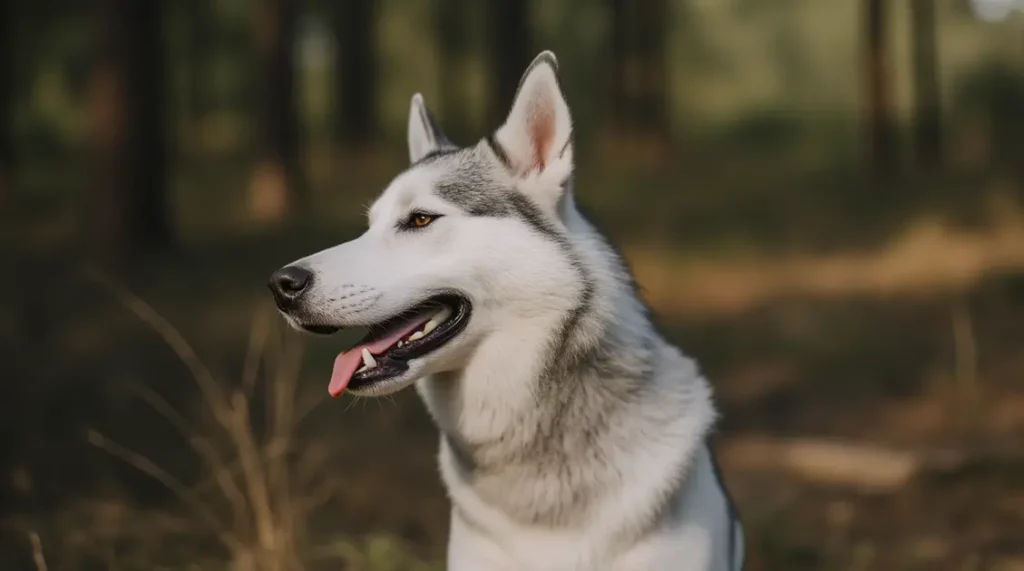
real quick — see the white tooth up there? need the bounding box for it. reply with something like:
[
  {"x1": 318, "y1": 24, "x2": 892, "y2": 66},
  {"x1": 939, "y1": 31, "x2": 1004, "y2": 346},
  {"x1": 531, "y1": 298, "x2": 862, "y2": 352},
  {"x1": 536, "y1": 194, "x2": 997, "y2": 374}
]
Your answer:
[
  {"x1": 361, "y1": 348, "x2": 377, "y2": 368},
  {"x1": 407, "y1": 330, "x2": 425, "y2": 342},
  {"x1": 422, "y1": 307, "x2": 452, "y2": 335},
  {"x1": 397, "y1": 340, "x2": 404, "y2": 348},
  {"x1": 355, "y1": 364, "x2": 368, "y2": 374},
  {"x1": 435, "y1": 307, "x2": 452, "y2": 322}
]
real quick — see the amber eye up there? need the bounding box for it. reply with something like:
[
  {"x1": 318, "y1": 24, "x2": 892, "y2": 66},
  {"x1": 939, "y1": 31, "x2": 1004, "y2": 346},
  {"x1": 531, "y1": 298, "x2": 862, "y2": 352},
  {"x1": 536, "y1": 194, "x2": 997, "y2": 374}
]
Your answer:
[{"x1": 411, "y1": 213, "x2": 435, "y2": 228}]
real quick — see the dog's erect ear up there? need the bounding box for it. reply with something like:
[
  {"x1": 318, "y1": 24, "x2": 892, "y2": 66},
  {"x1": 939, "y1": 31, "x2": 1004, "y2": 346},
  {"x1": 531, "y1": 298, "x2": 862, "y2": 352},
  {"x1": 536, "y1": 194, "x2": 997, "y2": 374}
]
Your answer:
[
  {"x1": 492, "y1": 51, "x2": 573, "y2": 192},
  {"x1": 407, "y1": 93, "x2": 452, "y2": 164}
]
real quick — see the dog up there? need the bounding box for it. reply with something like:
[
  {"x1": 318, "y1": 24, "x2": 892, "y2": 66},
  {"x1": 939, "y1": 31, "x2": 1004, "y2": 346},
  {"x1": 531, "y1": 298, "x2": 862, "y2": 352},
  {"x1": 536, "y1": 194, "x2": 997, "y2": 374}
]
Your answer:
[{"x1": 268, "y1": 51, "x2": 743, "y2": 571}]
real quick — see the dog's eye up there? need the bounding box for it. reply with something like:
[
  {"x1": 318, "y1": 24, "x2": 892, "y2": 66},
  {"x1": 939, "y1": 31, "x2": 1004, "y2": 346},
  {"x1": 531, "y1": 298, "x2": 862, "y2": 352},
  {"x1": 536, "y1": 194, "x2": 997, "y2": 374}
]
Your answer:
[{"x1": 408, "y1": 212, "x2": 437, "y2": 228}]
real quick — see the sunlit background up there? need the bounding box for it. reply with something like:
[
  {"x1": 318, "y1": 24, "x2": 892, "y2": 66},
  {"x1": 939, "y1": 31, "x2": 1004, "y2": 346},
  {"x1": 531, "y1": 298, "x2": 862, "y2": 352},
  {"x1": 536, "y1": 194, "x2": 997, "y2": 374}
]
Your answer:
[{"x1": 1, "y1": 1, "x2": 1023, "y2": 569}]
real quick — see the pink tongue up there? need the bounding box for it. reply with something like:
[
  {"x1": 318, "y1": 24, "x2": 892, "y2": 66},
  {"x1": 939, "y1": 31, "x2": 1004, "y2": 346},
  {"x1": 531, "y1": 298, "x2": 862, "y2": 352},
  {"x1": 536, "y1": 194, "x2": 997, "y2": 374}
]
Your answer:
[{"x1": 328, "y1": 315, "x2": 433, "y2": 397}]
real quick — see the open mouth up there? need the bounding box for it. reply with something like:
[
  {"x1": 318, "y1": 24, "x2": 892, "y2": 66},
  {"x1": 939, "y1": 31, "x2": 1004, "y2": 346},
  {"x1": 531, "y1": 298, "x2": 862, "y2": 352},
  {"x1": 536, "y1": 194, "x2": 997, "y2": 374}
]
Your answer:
[{"x1": 317, "y1": 294, "x2": 471, "y2": 397}]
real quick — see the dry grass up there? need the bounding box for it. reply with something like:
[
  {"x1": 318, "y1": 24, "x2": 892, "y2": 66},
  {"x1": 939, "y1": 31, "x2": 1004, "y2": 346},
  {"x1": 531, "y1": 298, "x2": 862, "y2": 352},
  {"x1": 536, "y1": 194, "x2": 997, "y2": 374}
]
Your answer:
[
  {"x1": 80, "y1": 268, "x2": 329, "y2": 570},
  {"x1": 29, "y1": 531, "x2": 48, "y2": 571}
]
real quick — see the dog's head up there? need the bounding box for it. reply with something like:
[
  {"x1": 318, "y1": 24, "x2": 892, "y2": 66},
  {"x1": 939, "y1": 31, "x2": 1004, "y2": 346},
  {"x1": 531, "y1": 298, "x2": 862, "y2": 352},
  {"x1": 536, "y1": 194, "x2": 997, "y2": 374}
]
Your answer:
[{"x1": 269, "y1": 51, "x2": 582, "y2": 397}]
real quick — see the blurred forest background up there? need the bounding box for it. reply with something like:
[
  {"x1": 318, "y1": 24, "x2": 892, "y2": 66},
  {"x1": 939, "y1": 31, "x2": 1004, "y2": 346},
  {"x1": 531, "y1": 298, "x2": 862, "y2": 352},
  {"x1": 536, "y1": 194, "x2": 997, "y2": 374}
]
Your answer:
[{"x1": 1, "y1": 0, "x2": 1024, "y2": 569}]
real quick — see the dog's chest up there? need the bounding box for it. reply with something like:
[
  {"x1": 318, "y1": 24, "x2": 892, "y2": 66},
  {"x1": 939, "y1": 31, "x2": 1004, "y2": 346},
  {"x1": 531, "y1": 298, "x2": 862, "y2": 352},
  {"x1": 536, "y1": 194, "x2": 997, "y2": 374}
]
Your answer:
[
  {"x1": 445, "y1": 491, "x2": 720, "y2": 571},
  {"x1": 440, "y1": 431, "x2": 608, "y2": 527},
  {"x1": 443, "y1": 447, "x2": 733, "y2": 571},
  {"x1": 448, "y1": 517, "x2": 605, "y2": 571}
]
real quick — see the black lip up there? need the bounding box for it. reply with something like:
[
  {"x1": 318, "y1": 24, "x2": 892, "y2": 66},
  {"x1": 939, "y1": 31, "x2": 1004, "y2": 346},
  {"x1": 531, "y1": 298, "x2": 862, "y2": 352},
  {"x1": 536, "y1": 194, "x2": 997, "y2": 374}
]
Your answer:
[
  {"x1": 304, "y1": 324, "x2": 340, "y2": 335},
  {"x1": 346, "y1": 356, "x2": 410, "y2": 391},
  {"x1": 343, "y1": 293, "x2": 472, "y2": 391},
  {"x1": 386, "y1": 295, "x2": 471, "y2": 361}
]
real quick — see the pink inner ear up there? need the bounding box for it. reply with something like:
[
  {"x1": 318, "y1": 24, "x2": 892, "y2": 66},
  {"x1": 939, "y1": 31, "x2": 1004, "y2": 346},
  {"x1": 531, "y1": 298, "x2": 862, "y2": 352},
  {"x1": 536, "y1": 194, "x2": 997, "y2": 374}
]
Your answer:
[{"x1": 528, "y1": 101, "x2": 555, "y2": 171}]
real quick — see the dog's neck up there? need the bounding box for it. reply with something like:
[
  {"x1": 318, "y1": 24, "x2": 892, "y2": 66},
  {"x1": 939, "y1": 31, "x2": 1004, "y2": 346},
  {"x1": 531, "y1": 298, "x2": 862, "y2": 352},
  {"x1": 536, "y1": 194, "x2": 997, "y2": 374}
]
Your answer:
[
  {"x1": 418, "y1": 196, "x2": 690, "y2": 454},
  {"x1": 416, "y1": 197, "x2": 716, "y2": 528}
]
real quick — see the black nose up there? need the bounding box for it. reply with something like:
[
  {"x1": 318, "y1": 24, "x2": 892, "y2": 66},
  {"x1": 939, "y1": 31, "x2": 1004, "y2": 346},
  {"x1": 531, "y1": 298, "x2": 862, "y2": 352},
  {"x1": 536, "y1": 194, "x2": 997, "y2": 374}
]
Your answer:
[{"x1": 268, "y1": 266, "x2": 313, "y2": 309}]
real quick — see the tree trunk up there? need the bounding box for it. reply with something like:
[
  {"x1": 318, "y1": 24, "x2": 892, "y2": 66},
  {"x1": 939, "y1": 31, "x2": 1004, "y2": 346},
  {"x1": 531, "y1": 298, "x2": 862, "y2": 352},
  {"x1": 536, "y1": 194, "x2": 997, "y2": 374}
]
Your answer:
[
  {"x1": 88, "y1": 0, "x2": 172, "y2": 260},
  {"x1": 632, "y1": 0, "x2": 669, "y2": 136},
  {"x1": 0, "y1": 0, "x2": 12, "y2": 207},
  {"x1": 609, "y1": 0, "x2": 630, "y2": 132},
  {"x1": 864, "y1": 0, "x2": 898, "y2": 175},
  {"x1": 488, "y1": 0, "x2": 532, "y2": 128},
  {"x1": 334, "y1": 0, "x2": 377, "y2": 148},
  {"x1": 608, "y1": 0, "x2": 669, "y2": 140},
  {"x1": 249, "y1": 0, "x2": 300, "y2": 223},
  {"x1": 910, "y1": 0, "x2": 942, "y2": 167},
  {"x1": 185, "y1": 0, "x2": 212, "y2": 136},
  {"x1": 434, "y1": 0, "x2": 471, "y2": 141}
]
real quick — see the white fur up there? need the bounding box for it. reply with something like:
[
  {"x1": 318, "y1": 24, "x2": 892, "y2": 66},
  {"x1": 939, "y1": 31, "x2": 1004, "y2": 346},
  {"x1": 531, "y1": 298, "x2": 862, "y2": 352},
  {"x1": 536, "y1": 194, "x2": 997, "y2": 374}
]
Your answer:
[{"x1": 273, "y1": 51, "x2": 743, "y2": 569}]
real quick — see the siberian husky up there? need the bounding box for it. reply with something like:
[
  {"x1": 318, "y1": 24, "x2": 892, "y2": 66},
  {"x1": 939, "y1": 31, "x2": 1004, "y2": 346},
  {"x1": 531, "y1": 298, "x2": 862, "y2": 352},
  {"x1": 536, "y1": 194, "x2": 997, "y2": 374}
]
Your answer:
[{"x1": 269, "y1": 51, "x2": 743, "y2": 571}]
